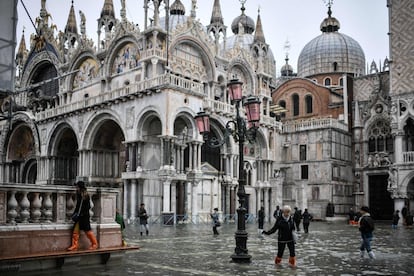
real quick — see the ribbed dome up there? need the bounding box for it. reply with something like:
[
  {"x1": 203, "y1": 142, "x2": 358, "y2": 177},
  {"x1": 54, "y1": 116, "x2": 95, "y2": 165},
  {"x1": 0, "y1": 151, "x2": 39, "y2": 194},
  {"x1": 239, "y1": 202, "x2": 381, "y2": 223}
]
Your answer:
[{"x1": 297, "y1": 7, "x2": 365, "y2": 77}]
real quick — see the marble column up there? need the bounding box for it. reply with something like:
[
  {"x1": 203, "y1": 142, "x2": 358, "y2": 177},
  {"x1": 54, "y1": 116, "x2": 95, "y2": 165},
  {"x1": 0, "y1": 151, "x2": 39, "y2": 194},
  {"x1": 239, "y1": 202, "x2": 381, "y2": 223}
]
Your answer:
[
  {"x1": 130, "y1": 179, "x2": 137, "y2": 219},
  {"x1": 163, "y1": 180, "x2": 171, "y2": 212},
  {"x1": 192, "y1": 181, "x2": 199, "y2": 223}
]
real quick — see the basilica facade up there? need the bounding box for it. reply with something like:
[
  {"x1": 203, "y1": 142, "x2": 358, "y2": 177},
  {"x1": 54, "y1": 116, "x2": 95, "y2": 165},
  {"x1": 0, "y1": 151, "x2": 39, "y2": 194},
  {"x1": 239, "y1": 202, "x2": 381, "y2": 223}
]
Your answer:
[{"x1": 1, "y1": 0, "x2": 413, "y2": 232}]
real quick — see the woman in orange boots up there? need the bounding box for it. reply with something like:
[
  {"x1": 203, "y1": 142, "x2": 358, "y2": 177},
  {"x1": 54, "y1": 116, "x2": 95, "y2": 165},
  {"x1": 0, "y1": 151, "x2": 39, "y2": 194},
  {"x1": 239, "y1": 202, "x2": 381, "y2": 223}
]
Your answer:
[
  {"x1": 263, "y1": 205, "x2": 297, "y2": 268},
  {"x1": 67, "y1": 181, "x2": 98, "y2": 251}
]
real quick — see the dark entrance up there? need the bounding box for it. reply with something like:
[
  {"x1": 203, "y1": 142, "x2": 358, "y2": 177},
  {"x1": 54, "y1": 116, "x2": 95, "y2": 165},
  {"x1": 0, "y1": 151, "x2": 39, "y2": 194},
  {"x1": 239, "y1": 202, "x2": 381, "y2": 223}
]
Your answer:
[{"x1": 369, "y1": 174, "x2": 394, "y2": 220}]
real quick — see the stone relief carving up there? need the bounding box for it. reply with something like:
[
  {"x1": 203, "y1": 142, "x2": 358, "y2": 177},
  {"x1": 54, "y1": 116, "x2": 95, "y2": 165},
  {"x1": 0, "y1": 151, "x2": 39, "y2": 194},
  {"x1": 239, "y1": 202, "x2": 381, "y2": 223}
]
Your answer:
[
  {"x1": 126, "y1": 106, "x2": 135, "y2": 129},
  {"x1": 366, "y1": 152, "x2": 392, "y2": 168}
]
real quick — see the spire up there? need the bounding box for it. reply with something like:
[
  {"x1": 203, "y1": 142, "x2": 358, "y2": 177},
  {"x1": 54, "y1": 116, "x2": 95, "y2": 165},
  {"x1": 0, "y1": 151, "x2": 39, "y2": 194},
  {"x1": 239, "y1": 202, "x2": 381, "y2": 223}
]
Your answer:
[
  {"x1": 65, "y1": 1, "x2": 78, "y2": 34},
  {"x1": 101, "y1": 0, "x2": 115, "y2": 18},
  {"x1": 16, "y1": 28, "x2": 27, "y2": 63},
  {"x1": 254, "y1": 8, "x2": 265, "y2": 43},
  {"x1": 210, "y1": 0, "x2": 223, "y2": 25}
]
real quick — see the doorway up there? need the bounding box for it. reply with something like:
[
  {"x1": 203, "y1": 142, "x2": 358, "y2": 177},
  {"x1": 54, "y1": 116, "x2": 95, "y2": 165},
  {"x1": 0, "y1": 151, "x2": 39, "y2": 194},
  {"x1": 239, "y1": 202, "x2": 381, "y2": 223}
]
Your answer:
[{"x1": 369, "y1": 174, "x2": 394, "y2": 220}]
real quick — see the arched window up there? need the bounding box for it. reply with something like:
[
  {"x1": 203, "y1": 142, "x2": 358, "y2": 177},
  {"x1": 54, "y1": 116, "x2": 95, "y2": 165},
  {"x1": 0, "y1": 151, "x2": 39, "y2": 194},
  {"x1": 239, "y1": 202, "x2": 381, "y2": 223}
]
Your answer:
[
  {"x1": 368, "y1": 120, "x2": 393, "y2": 153},
  {"x1": 324, "y1": 77, "x2": 331, "y2": 86},
  {"x1": 339, "y1": 77, "x2": 344, "y2": 86},
  {"x1": 333, "y1": 62, "x2": 338, "y2": 71},
  {"x1": 292, "y1": 94, "x2": 299, "y2": 116},
  {"x1": 305, "y1": 95, "x2": 313, "y2": 114}
]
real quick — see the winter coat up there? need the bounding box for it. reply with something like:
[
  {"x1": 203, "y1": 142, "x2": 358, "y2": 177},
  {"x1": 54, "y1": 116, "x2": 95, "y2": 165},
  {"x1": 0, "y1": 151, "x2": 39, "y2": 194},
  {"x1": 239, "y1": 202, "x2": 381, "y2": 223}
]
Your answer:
[
  {"x1": 263, "y1": 215, "x2": 295, "y2": 242},
  {"x1": 258, "y1": 209, "x2": 265, "y2": 228},
  {"x1": 302, "y1": 211, "x2": 313, "y2": 224},
  {"x1": 116, "y1": 212, "x2": 126, "y2": 230},
  {"x1": 211, "y1": 212, "x2": 220, "y2": 227},
  {"x1": 273, "y1": 209, "x2": 281, "y2": 219},
  {"x1": 139, "y1": 208, "x2": 148, "y2": 225},
  {"x1": 359, "y1": 213, "x2": 375, "y2": 234},
  {"x1": 392, "y1": 213, "x2": 400, "y2": 225},
  {"x1": 73, "y1": 193, "x2": 91, "y2": 231},
  {"x1": 293, "y1": 210, "x2": 302, "y2": 223}
]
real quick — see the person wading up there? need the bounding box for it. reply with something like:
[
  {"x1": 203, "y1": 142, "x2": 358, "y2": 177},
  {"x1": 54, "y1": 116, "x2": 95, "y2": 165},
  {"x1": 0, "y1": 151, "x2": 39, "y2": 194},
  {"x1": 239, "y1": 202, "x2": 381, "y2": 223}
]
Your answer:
[{"x1": 67, "y1": 181, "x2": 98, "y2": 251}]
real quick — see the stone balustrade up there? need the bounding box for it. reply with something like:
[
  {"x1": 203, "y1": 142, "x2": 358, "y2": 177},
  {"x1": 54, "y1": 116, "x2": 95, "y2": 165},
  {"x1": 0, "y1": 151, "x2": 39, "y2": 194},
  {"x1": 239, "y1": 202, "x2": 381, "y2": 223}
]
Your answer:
[
  {"x1": 202, "y1": 98, "x2": 235, "y2": 116},
  {"x1": 33, "y1": 73, "x2": 203, "y2": 121},
  {"x1": 403, "y1": 151, "x2": 414, "y2": 163},
  {"x1": 281, "y1": 117, "x2": 349, "y2": 133},
  {"x1": 0, "y1": 183, "x2": 119, "y2": 226},
  {"x1": 0, "y1": 183, "x2": 123, "y2": 259}
]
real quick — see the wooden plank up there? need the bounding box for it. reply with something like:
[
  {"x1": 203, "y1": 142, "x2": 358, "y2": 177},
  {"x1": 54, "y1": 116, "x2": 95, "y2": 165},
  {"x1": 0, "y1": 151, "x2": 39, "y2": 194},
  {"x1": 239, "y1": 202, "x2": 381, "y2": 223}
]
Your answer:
[{"x1": 0, "y1": 245, "x2": 140, "y2": 262}]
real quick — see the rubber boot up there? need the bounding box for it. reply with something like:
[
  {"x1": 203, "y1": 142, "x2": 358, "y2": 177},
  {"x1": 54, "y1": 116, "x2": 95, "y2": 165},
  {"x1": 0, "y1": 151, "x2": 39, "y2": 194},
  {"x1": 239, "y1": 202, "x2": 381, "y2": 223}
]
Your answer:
[
  {"x1": 368, "y1": 251, "x2": 375, "y2": 259},
  {"x1": 67, "y1": 232, "x2": 79, "y2": 251},
  {"x1": 146, "y1": 230, "x2": 149, "y2": 236},
  {"x1": 86, "y1": 231, "x2": 98, "y2": 250},
  {"x1": 288, "y1": 256, "x2": 296, "y2": 268},
  {"x1": 274, "y1": 256, "x2": 282, "y2": 266}
]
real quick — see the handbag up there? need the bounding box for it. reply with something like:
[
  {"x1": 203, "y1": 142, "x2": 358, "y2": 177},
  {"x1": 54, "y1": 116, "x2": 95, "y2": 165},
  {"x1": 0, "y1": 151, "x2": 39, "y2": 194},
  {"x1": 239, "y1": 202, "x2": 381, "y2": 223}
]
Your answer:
[
  {"x1": 292, "y1": 231, "x2": 298, "y2": 243},
  {"x1": 215, "y1": 221, "x2": 221, "y2": 227},
  {"x1": 71, "y1": 199, "x2": 83, "y2": 222}
]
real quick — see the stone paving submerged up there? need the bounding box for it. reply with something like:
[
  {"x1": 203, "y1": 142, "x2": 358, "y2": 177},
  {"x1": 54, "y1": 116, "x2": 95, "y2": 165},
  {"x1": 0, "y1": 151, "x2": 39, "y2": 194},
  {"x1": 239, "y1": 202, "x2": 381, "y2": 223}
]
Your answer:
[{"x1": 18, "y1": 220, "x2": 414, "y2": 275}]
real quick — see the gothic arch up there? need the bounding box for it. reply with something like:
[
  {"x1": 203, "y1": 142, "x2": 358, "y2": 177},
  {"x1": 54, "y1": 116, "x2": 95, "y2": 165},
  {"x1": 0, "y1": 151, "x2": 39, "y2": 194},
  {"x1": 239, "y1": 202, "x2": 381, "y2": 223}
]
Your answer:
[
  {"x1": 172, "y1": 108, "x2": 197, "y2": 140},
  {"x1": 81, "y1": 111, "x2": 124, "y2": 149},
  {"x1": 170, "y1": 37, "x2": 216, "y2": 82},
  {"x1": 68, "y1": 51, "x2": 100, "y2": 90},
  {"x1": 400, "y1": 171, "x2": 414, "y2": 199},
  {"x1": 47, "y1": 122, "x2": 79, "y2": 156},
  {"x1": 227, "y1": 60, "x2": 255, "y2": 95},
  {"x1": 1, "y1": 112, "x2": 41, "y2": 159},
  {"x1": 22, "y1": 50, "x2": 62, "y2": 88},
  {"x1": 136, "y1": 107, "x2": 163, "y2": 138}
]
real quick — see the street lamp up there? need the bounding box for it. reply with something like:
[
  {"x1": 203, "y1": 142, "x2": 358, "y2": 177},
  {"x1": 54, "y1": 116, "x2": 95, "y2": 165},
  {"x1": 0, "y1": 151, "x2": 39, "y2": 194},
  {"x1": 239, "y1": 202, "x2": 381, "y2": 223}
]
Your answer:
[{"x1": 195, "y1": 79, "x2": 261, "y2": 263}]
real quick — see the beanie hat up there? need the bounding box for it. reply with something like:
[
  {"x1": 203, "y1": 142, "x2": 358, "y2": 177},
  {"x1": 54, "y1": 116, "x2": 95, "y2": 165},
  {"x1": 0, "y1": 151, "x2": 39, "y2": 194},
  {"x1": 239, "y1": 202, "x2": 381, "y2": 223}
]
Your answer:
[
  {"x1": 360, "y1": 206, "x2": 370, "y2": 213},
  {"x1": 75, "y1": 181, "x2": 86, "y2": 190}
]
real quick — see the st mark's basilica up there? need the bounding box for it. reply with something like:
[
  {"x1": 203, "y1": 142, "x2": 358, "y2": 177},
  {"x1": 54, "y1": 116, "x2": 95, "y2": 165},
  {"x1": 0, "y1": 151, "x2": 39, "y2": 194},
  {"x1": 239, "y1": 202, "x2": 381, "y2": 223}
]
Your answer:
[{"x1": 2, "y1": 0, "x2": 414, "y2": 237}]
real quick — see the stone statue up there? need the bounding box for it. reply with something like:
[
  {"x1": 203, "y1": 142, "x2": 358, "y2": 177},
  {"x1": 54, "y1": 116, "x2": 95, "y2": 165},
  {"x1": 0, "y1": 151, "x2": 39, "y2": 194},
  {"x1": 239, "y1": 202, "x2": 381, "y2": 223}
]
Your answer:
[
  {"x1": 387, "y1": 169, "x2": 396, "y2": 189},
  {"x1": 121, "y1": 0, "x2": 126, "y2": 10},
  {"x1": 79, "y1": 10, "x2": 86, "y2": 27}
]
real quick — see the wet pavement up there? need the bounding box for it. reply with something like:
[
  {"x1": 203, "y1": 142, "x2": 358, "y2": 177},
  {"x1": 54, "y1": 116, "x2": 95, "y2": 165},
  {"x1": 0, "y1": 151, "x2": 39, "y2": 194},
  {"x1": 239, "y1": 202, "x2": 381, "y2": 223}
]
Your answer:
[{"x1": 17, "y1": 220, "x2": 414, "y2": 275}]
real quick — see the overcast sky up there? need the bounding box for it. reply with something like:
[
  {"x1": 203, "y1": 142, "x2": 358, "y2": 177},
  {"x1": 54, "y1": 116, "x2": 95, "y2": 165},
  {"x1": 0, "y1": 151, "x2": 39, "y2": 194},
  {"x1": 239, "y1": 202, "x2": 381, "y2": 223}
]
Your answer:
[{"x1": 16, "y1": 0, "x2": 389, "y2": 75}]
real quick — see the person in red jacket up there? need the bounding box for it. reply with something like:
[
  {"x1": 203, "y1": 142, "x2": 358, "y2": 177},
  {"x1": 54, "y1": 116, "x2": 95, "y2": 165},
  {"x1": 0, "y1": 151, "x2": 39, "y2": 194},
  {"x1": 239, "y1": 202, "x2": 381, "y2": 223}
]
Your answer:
[{"x1": 263, "y1": 205, "x2": 297, "y2": 268}]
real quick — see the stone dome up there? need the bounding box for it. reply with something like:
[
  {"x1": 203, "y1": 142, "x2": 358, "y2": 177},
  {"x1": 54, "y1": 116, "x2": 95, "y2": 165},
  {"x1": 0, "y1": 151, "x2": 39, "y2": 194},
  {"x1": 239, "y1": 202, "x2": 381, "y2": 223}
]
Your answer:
[
  {"x1": 297, "y1": 7, "x2": 365, "y2": 78},
  {"x1": 231, "y1": 5, "x2": 255, "y2": 35},
  {"x1": 281, "y1": 63, "x2": 293, "y2": 77}
]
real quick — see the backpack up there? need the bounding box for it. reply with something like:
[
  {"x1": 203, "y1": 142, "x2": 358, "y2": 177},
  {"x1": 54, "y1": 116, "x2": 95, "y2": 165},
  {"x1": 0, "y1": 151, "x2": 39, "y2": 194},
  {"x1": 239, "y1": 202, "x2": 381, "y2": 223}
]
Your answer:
[{"x1": 364, "y1": 216, "x2": 375, "y2": 232}]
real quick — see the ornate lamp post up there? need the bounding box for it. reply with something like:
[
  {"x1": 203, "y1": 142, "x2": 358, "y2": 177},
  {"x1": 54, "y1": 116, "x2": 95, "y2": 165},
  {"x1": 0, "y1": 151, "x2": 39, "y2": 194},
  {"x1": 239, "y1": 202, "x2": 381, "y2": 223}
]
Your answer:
[{"x1": 195, "y1": 79, "x2": 261, "y2": 263}]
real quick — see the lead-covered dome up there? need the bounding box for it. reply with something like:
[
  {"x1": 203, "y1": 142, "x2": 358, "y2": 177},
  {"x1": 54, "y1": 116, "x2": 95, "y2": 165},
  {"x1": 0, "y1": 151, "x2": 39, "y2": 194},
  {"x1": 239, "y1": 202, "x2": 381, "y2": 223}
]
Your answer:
[
  {"x1": 297, "y1": 7, "x2": 365, "y2": 78},
  {"x1": 231, "y1": 4, "x2": 255, "y2": 34}
]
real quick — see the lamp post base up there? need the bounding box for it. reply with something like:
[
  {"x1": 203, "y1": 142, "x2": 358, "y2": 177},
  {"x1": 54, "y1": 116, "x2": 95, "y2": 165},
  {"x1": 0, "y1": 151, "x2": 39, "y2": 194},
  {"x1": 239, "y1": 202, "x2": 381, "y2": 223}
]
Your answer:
[{"x1": 231, "y1": 207, "x2": 251, "y2": 263}]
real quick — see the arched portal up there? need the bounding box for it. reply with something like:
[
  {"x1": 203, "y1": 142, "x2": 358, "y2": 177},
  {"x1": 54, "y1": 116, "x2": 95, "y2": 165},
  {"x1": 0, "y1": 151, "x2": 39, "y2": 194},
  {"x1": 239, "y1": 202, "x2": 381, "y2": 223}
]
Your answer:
[
  {"x1": 90, "y1": 120, "x2": 125, "y2": 183},
  {"x1": 50, "y1": 126, "x2": 79, "y2": 185},
  {"x1": 7, "y1": 124, "x2": 36, "y2": 183}
]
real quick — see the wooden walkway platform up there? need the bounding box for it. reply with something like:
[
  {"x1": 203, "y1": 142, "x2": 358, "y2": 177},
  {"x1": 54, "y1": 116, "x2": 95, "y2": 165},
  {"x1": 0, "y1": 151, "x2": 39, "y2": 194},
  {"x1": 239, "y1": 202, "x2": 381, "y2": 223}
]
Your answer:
[{"x1": 0, "y1": 245, "x2": 140, "y2": 273}]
